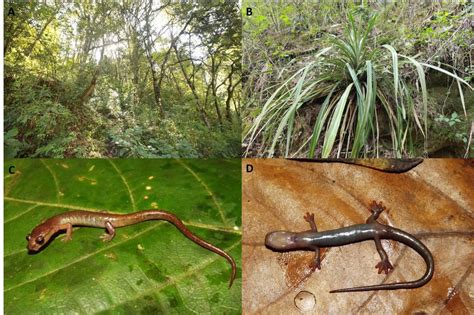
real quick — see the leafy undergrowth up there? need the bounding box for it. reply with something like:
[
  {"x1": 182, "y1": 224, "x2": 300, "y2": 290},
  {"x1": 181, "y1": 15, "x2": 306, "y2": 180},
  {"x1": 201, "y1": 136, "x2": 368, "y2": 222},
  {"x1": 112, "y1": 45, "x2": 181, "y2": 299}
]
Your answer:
[{"x1": 4, "y1": 159, "x2": 241, "y2": 314}]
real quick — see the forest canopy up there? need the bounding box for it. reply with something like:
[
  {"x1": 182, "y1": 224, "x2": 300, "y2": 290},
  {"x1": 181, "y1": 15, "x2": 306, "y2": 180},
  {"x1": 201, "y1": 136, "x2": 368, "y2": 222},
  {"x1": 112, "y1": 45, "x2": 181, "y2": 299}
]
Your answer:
[{"x1": 4, "y1": 0, "x2": 241, "y2": 158}]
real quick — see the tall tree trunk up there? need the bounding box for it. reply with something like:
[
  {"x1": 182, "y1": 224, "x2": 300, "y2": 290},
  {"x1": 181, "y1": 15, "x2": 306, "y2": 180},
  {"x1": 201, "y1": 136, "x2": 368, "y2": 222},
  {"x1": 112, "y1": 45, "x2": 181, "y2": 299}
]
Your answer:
[
  {"x1": 129, "y1": 29, "x2": 141, "y2": 109},
  {"x1": 79, "y1": 42, "x2": 105, "y2": 107},
  {"x1": 142, "y1": 1, "x2": 194, "y2": 119},
  {"x1": 173, "y1": 45, "x2": 210, "y2": 128},
  {"x1": 225, "y1": 65, "x2": 235, "y2": 121},
  {"x1": 25, "y1": 13, "x2": 56, "y2": 57},
  {"x1": 146, "y1": 55, "x2": 166, "y2": 117},
  {"x1": 221, "y1": 60, "x2": 241, "y2": 122},
  {"x1": 210, "y1": 56, "x2": 223, "y2": 128}
]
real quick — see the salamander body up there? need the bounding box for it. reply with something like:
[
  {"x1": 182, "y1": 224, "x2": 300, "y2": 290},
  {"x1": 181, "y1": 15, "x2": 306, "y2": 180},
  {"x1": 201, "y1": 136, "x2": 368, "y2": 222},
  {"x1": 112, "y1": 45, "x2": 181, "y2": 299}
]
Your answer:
[
  {"x1": 265, "y1": 201, "x2": 434, "y2": 292},
  {"x1": 27, "y1": 210, "x2": 237, "y2": 287}
]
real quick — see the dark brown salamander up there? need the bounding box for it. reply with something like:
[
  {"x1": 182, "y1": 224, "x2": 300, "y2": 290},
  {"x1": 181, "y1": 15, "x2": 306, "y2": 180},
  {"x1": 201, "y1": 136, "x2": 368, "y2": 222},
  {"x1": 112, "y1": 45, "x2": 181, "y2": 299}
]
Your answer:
[
  {"x1": 27, "y1": 210, "x2": 236, "y2": 287},
  {"x1": 265, "y1": 201, "x2": 434, "y2": 293}
]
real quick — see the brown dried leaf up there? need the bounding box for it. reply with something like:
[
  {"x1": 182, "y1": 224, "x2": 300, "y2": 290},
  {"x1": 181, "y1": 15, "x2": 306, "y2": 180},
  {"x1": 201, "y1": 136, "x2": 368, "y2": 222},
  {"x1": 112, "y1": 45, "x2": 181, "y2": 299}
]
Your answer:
[{"x1": 243, "y1": 159, "x2": 474, "y2": 314}]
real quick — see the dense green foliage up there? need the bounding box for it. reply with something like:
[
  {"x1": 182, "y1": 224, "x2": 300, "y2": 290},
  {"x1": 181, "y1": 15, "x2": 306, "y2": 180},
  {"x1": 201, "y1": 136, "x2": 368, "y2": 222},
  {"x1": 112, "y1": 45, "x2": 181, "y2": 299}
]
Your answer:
[
  {"x1": 243, "y1": 1, "x2": 473, "y2": 158},
  {"x1": 4, "y1": 1, "x2": 241, "y2": 158}
]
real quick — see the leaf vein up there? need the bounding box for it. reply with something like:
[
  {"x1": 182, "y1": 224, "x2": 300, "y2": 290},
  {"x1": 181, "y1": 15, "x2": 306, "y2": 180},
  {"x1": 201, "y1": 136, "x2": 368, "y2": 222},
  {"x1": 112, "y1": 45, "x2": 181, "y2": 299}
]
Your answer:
[
  {"x1": 40, "y1": 159, "x2": 60, "y2": 202},
  {"x1": 108, "y1": 160, "x2": 137, "y2": 211},
  {"x1": 176, "y1": 160, "x2": 229, "y2": 227},
  {"x1": 107, "y1": 240, "x2": 240, "y2": 312},
  {"x1": 5, "y1": 204, "x2": 40, "y2": 223}
]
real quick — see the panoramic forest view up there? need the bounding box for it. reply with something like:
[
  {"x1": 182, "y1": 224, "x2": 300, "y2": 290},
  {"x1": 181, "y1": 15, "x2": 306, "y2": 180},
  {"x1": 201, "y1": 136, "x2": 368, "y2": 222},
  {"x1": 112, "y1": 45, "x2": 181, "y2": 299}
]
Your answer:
[
  {"x1": 4, "y1": 1, "x2": 241, "y2": 158},
  {"x1": 243, "y1": 1, "x2": 473, "y2": 158}
]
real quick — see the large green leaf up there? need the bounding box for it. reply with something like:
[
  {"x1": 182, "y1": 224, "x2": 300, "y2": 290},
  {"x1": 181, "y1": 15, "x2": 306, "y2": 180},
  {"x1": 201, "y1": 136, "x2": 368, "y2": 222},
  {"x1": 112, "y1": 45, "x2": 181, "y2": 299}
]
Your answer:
[{"x1": 4, "y1": 159, "x2": 242, "y2": 314}]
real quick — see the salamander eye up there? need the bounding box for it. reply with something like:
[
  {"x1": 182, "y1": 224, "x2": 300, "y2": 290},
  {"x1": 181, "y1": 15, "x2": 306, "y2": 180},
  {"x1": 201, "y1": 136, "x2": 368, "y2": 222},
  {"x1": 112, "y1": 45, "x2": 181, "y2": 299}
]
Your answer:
[
  {"x1": 36, "y1": 236, "x2": 44, "y2": 244},
  {"x1": 26, "y1": 235, "x2": 31, "y2": 241}
]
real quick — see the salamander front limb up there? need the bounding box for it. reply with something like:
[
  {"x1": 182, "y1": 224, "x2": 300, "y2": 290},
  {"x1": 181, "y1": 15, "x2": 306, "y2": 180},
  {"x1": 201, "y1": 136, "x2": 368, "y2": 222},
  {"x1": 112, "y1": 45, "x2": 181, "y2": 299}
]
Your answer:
[
  {"x1": 61, "y1": 223, "x2": 73, "y2": 242},
  {"x1": 304, "y1": 212, "x2": 321, "y2": 270}
]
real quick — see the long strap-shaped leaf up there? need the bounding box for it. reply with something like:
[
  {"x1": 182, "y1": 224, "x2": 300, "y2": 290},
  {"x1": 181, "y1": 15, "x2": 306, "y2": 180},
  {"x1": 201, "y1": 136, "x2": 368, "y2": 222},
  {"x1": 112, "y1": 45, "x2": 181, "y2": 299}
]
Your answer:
[
  {"x1": 346, "y1": 62, "x2": 373, "y2": 158},
  {"x1": 322, "y1": 83, "x2": 353, "y2": 158},
  {"x1": 283, "y1": 65, "x2": 317, "y2": 157},
  {"x1": 244, "y1": 62, "x2": 315, "y2": 155},
  {"x1": 382, "y1": 44, "x2": 399, "y2": 106},
  {"x1": 402, "y1": 55, "x2": 428, "y2": 139},
  {"x1": 352, "y1": 60, "x2": 376, "y2": 158},
  {"x1": 308, "y1": 86, "x2": 337, "y2": 158}
]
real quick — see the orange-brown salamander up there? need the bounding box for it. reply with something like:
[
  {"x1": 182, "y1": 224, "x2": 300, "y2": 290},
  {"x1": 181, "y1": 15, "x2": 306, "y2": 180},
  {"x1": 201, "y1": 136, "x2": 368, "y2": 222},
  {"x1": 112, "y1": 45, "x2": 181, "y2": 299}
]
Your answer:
[
  {"x1": 265, "y1": 201, "x2": 434, "y2": 293},
  {"x1": 27, "y1": 209, "x2": 237, "y2": 287}
]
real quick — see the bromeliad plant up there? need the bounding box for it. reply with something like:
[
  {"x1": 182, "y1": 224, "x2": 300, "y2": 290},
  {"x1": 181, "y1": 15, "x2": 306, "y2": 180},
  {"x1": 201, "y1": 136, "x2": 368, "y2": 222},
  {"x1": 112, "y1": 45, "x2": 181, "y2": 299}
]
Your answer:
[{"x1": 244, "y1": 13, "x2": 472, "y2": 158}]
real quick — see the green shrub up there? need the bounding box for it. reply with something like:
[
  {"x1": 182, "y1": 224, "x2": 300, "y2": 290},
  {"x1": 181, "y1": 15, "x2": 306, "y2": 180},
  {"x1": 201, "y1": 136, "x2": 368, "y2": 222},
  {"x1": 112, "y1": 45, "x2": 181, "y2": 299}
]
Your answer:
[
  {"x1": 33, "y1": 132, "x2": 77, "y2": 158},
  {"x1": 108, "y1": 121, "x2": 199, "y2": 158},
  {"x1": 4, "y1": 128, "x2": 26, "y2": 158},
  {"x1": 189, "y1": 121, "x2": 242, "y2": 158},
  {"x1": 5, "y1": 76, "x2": 76, "y2": 157}
]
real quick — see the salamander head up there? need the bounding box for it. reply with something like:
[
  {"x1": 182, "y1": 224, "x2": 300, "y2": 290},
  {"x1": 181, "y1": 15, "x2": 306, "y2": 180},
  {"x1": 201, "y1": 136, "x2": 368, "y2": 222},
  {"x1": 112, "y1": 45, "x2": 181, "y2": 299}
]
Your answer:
[
  {"x1": 265, "y1": 231, "x2": 300, "y2": 251},
  {"x1": 26, "y1": 219, "x2": 57, "y2": 252}
]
